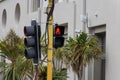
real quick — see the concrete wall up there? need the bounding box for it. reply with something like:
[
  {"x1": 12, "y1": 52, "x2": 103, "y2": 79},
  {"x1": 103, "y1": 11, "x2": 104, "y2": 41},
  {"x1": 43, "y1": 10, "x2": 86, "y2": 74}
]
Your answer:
[
  {"x1": 105, "y1": 0, "x2": 120, "y2": 80},
  {"x1": 87, "y1": 0, "x2": 106, "y2": 27}
]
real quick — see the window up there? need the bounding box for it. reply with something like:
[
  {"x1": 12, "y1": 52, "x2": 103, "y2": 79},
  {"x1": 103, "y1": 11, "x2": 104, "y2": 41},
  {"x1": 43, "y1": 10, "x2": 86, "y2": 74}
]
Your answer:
[
  {"x1": 94, "y1": 32, "x2": 106, "y2": 80},
  {"x1": 27, "y1": 0, "x2": 40, "y2": 13},
  {"x1": 32, "y1": 0, "x2": 40, "y2": 12},
  {"x1": 88, "y1": 25, "x2": 106, "y2": 80},
  {"x1": 15, "y1": 3, "x2": 21, "y2": 24},
  {"x1": 2, "y1": 9, "x2": 7, "y2": 27}
]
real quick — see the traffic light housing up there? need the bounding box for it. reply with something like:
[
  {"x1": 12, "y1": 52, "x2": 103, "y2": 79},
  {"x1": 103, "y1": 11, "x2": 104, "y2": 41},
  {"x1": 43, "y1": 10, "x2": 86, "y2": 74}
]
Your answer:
[
  {"x1": 53, "y1": 25, "x2": 65, "y2": 48},
  {"x1": 24, "y1": 20, "x2": 41, "y2": 64}
]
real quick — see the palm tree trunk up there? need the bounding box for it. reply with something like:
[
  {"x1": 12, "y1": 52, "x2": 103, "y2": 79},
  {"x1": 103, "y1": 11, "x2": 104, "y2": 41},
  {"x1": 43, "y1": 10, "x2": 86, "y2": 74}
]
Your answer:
[
  {"x1": 77, "y1": 70, "x2": 83, "y2": 80},
  {"x1": 35, "y1": 65, "x2": 40, "y2": 80},
  {"x1": 77, "y1": 64, "x2": 83, "y2": 80}
]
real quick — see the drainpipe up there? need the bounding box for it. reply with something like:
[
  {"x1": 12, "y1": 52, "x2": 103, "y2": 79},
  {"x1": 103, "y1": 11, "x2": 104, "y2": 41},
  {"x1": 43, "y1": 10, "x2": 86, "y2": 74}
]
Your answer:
[
  {"x1": 83, "y1": 0, "x2": 89, "y2": 80},
  {"x1": 82, "y1": 0, "x2": 87, "y2": 32}
]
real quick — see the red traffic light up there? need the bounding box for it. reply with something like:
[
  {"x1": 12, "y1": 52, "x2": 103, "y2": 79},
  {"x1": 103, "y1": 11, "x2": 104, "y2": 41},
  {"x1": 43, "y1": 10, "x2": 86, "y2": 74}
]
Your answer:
[
  {"x1": 55, "y1": 26, "x2": 64, "y2": 36},
  {"x1": 55, "y1": 27, "x2": 61, "y2": 35},
  {"x1": 54, "y1": 25, "x2": 65, "y2": 48}
]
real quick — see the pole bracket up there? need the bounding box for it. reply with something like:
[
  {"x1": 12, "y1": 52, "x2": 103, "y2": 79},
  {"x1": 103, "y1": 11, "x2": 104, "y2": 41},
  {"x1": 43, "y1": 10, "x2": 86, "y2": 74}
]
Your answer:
[{"x1": 47, "y1": 59, "x2": 52, "y2": 62}]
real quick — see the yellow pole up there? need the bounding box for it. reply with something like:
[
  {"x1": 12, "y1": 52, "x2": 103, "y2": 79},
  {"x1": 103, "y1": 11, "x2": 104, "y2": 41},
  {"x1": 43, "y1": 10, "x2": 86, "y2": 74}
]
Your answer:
[{"x1": 47, "y1": 0, "x2": 53, "y2": 79}]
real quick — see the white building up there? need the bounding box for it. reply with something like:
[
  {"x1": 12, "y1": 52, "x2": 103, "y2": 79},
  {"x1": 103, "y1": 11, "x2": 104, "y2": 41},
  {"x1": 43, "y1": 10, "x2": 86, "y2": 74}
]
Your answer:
[{"x1": 0, "y1": 0, "x2": 120, "y2": 80}]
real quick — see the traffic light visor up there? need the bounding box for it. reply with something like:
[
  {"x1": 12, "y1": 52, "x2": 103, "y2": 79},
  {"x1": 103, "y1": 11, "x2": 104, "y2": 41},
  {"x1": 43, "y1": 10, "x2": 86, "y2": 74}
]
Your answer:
[
  {"x1": 24, "y1": 37, "x2": 35, "y2": 47},
  {"x1": 25, "y1": 48, "x2": 36, "y2": 59},
  {"x1": 24, "y1": 26, "x2": 35, "y2": 36},
  {"x1": 24, "y1": 26, "x2": 27, "y2": 36}
]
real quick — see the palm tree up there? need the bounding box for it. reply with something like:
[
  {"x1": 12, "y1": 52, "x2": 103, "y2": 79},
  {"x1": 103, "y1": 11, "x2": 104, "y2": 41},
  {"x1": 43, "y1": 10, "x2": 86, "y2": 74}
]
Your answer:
[
  {"x1": 0, "y1": 29, "x2": 34, "y2": 80},
  {"x1": 63, "y1": 32, "x2": 102, "y2": 80}
]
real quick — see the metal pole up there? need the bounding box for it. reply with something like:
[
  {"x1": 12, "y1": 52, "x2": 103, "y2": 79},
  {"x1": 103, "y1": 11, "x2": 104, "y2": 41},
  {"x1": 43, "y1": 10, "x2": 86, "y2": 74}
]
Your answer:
[{"x1": 47, "y1": 0, "x2": 54, "y2": 80}]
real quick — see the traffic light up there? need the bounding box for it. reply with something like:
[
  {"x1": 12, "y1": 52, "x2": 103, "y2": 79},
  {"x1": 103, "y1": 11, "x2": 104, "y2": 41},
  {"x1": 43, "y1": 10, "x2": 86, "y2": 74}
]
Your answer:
[
  {"x1": 53, "y1": 25, "x2": 65, "y2": 48},
  {"x1": 24, "y1": 20, "x2": 41, "y2": 64}
]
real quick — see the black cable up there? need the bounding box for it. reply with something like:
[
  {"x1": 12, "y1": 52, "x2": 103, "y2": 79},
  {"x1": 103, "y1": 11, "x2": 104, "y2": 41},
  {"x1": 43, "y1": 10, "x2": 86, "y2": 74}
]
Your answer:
[{"x1": 45, "y1": 0, "x2": 55, "y2": 46}]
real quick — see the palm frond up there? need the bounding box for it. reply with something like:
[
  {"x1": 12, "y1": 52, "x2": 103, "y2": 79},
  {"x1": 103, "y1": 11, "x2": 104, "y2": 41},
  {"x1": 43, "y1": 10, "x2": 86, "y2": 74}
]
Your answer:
[
  {"x1": 0, "y1": 29, "x2": 34, "y2": 80},
  {"x1": 63, "y1": 32, "x2": 103, "y2": 79}
]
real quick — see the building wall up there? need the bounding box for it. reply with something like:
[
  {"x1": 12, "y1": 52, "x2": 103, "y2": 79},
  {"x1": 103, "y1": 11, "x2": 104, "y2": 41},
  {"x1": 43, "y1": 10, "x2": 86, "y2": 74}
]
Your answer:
[
  {"x1": 0, "y1": 0, "x2": 26, "y2": 37},
  {"x1": 105, "y1": 0, "x2": 120, "y2": 80},
  {"x1": 87, "y1": 0, "x2": 106, "y2": 27}
]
